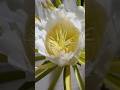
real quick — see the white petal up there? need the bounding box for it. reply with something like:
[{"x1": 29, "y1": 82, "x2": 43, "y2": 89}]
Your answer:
[
  {"x1": 35, "y1": 39, "x2": 47, "y2": 56},
  {"x1": 80, "y1": 31, "x2": 85, "y2": 49},
  {"x1": 66, "y1": 12, "x2": 76, "y2": 19},
  {"x1": 63, "y1": 0, "x2": 77, "y2": 12},
  {"x1": 35, "y1": 27, "x2": 47, "y2": 56},
  {"x1": 76, "y1": 6, "x2": 85, "y2": 20},
  {"x1": 80, "y1": 20, "x2": 85, "y2": 49},
  {"x1": 70, "y1": 18, "x2": 82, "y2": 31},
  {"x1": 35, "y1": 15, "x2": 47, "y2": 29},
  {"x1": 35, "y1": 0, "x2": 49, "y2": 20},
  {"x1": 47, "y1": 52, "x2": 75, "y2": 66},
  {"x1": 35, "y1": 26, "x2": 46, "y2": 40},
  {"x1": 35, "y1": 0, "x2": 44, "y2": 19}
]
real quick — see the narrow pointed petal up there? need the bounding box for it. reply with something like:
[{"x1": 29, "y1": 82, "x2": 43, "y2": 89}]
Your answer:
[
  {"x1": 48, "y1": 67, "x2": 63, "y2": 90},
  {"x1": 63, "y1": 66, "x2": 72, "y2": 90},
  {"x1": 73, "y1": 65, "x2": 85, "y2": 90},
  {"x1": 35, "y1": 62, "x2": 57, "y2": 82}
]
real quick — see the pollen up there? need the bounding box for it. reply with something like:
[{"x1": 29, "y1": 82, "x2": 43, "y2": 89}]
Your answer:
[{"x1": 45, "y1": 19, "x2": 80, "y2": 56}]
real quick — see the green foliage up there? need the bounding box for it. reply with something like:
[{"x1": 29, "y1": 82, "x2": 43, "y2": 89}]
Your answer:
[
  {"x1": 48, "y1": 67, "x2": 63, "y2": 90},
  {"x1": 76, "y1": 0, "x2": 81, "y2": 6},
  {"x1": 54, "y1": 0, "x2": 62, "y2": 7},
  {"x1": 35, "y1": 55, "x2": 46, "y2": 61},
  {"x1": 63, "y1": 66, "x2": 72, "y2": 90},
  {"x1": 35, "y1": 61, "x2": 57, "y2": 82},
  {"x1": 73, "y1": 65, "x2": 85, "y2": 90}
]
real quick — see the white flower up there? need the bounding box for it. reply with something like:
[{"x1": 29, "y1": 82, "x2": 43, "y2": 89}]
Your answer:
[{"x1": 35, "y1": 0, "x2": 85, "y2": 66}]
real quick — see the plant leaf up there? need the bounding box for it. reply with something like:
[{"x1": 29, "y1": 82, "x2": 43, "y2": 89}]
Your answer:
[
  {"x1": 63, "y1": 66, "x2": 72, "y2": 90},
  {"x1": 35, "y1": 51, "x2": 46, "y2": 61},
  {"x1": 35, "y1": 55, "x2": 46, "y2": 61},
  {"x1": 46, "y1": 0, "x2": 56, "y2": 10},
  {"x1": 54, "y1": 0, "x2": 62, "y2": 7},
  {"x1": 48, "y1": 67, "x2": 63, "y2": 90},
  {"x1": 73, "y1": 65, "x2": 85, "y2": 90},
  {"x1": 35, "y1": 61, "x2": 55, "y2": 74},
  {"x1": 35, "y1": 49, "x2": 38, "y2": 53},
  {"x1": 35, "y1": 61, "x2": 54, "y2": 74},
  {"x1": 76, "y1": 0, "x2": 81, "y2": 6},
  {"x1": 35, "y1": 62, "x2": 57, "y2": 82}
]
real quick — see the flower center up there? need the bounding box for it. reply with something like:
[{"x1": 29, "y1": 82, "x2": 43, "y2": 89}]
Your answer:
[{"x1": 45, "y1": 19, "x2": 80, "y2": 56}]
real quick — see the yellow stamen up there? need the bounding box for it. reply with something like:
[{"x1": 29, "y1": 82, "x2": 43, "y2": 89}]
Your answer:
[{"x1": 45, "y1": 19, "x2": 80, "y2": 56}]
